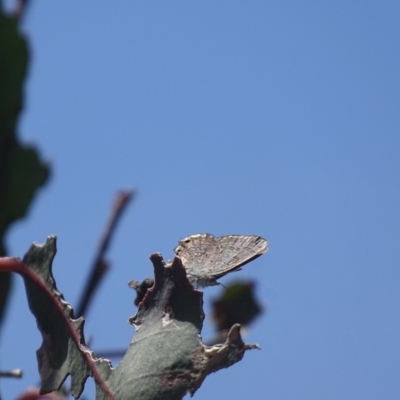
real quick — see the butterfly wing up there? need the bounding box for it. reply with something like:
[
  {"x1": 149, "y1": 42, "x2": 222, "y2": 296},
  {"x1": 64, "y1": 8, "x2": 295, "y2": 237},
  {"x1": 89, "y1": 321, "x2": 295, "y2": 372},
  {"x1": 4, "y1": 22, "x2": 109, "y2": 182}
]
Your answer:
[
  {"x1": 174, "y1": 234, "x2": 221, "y2": 285},
  {"x1": 211, "y1": 235, "x2": 268, "y2": 279},
  {"x1": 174, "y1": 234, "x2": 268, "y2": 286}
]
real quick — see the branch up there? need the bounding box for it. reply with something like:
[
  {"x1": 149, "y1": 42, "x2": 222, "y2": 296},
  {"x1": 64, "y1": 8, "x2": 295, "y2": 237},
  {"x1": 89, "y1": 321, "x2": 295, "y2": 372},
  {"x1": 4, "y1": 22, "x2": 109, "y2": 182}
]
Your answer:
[
  {"x1": 75, "y1": 190, "x2": 134, "y2": 318},
  {"x1": 0, "y1": 369, "x2": 22, "y2": 378}
]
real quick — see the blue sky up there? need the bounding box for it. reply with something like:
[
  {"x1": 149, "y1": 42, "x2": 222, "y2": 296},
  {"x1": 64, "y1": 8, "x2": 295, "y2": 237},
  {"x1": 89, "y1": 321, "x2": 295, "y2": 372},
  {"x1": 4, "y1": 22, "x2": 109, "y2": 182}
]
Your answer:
[{"x1": 2, "y1": 1, "x2": 400, "y2": 399}]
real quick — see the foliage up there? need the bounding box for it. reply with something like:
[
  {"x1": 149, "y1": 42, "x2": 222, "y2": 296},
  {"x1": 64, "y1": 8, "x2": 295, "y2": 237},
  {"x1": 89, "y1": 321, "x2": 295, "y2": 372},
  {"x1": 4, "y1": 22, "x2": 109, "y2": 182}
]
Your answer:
[
  {"x1": 0, "y1": 237, "x2": 264, "y2": 399},
  {"x1": 0, "y1": 4, "x2": 50, "y2": 334}
]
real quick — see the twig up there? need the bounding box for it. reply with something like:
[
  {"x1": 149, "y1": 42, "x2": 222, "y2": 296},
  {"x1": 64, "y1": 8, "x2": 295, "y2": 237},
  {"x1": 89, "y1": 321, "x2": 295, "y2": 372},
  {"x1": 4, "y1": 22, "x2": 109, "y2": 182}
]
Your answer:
[
  {"x1": 75, "y1": 190, "x2": 135, "y2": 318},
  {"x1": 16, "y1": 387, "x2": 62, "y2": 400},
  {"x1": 0, "y1": 369, "x2": 22, "y2": 378}
]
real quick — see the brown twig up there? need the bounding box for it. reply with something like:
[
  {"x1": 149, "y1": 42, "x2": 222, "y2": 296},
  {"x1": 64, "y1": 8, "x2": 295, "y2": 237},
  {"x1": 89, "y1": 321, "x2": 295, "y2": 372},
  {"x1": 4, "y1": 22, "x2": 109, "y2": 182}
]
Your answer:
[
  {"x1": 16, "y1": 387, "x2": 63, "y2": 400},
  {"x1": 75, "y1": 189, "x2": 135, "y2": 318}
]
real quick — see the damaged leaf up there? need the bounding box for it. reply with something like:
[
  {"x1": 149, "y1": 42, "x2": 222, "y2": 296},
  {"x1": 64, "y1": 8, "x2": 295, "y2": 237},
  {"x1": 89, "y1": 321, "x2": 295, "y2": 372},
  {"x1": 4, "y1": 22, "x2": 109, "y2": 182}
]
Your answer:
[
  {"x1": 128, "y1": 278, "x2": 154, "y2": 307},
  {"x1": 21, "y1": 236, "x2": 113, "y2": 399},
  {"x1": 117, "y1": 254, "x2": 259, "y2": 399}
]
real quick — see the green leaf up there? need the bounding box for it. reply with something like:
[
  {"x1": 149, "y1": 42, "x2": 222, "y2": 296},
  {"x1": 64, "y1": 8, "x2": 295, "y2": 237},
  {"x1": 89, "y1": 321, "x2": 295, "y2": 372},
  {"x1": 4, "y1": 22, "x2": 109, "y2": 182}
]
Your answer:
[
  {"x1": 22, "y1": 236, "x2": 113, "y2": 399},
  {"x1": 212, "y1": 280, "x2": 263, "y2": 332},
  {"x1": 0, "y1": 7, "x2": 50, "y2": 332},
  {"x1": 114, "y1": 254, "x2": 259, "y2": 399}
]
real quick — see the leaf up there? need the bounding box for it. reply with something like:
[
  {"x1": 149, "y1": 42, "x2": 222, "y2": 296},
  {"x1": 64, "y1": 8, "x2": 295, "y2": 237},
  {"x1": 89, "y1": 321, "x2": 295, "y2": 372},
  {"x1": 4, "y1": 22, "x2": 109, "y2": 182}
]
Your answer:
[
  {"x1": 0, "y1": 7, "x2": 50, "y2": 332},
  {"x1": 21, "y1": 236, "x2": 113, "y2": 399},
  {"x1": 128, "y1": 278, "x2": 154, "y2": 306},
  {"x1": 114, "y1": 254, "x2": 259, "y2": 399},
  {"x1": 212, "y1": 280, "x2": 263, "y2": 332},
  {"x1": 0, "y1": 9, "x2": 50, "y2": 254}
]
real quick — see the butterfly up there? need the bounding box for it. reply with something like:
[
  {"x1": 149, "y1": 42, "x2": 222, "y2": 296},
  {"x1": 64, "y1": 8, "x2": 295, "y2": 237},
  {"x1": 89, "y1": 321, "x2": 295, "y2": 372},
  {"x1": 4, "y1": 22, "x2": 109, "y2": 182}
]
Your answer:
[{"x1": 174, "y1": 234, "x2": 268, "y2": 287}]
